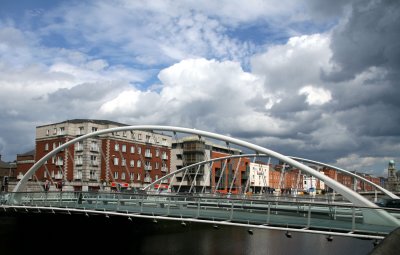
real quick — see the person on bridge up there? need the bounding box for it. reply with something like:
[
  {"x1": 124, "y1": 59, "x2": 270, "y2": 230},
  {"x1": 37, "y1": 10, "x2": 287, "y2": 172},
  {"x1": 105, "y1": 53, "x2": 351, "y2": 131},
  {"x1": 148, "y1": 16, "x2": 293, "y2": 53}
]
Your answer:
[{"x1": 44, "y1": 180, "x2": 50, "y2": 192}]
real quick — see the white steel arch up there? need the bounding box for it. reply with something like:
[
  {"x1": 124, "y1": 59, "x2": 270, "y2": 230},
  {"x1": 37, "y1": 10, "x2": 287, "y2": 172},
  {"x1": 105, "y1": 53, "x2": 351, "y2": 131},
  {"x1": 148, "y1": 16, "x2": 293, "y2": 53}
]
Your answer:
[{"x1": 13, "y1": 125, "x2": 400, "y2": 226}]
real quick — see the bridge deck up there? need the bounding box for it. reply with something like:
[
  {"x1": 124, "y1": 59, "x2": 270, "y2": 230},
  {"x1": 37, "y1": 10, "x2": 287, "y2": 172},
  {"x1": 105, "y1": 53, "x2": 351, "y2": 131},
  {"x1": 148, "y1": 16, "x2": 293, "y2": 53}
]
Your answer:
[{"x1": 2, "y1": 191, "x2": 398, "y2": 239}]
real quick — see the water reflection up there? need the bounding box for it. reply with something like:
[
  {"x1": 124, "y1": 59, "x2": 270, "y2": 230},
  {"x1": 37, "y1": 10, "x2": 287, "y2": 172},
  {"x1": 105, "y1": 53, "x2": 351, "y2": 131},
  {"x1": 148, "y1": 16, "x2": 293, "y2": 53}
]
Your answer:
[{"x1": 0, "y1": 213, "x2": 374, "y2": 254}]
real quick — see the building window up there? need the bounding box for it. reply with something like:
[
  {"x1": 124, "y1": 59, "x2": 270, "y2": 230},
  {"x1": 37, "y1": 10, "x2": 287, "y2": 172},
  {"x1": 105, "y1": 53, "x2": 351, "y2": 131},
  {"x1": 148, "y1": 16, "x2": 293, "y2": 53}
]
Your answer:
[
  {"x1": 114, "y1": 144, "x2": 119, "y2": 151},
  {"x1": 155, "y1": 149, "x2": 160, "y2": 157},
  {"x1": 91, "y1": 155, "x2": 98, "y2": 166},
  {"x1": 90, "y1": 141, "x2": 98, "y2": 151},
  {"x1": 114, "y1": 171, "x2": 118, "y2": 180},
  {"x1": 46, "y1": 129, "x2": 50, "y2": 136},
  {"x1": 155, "y1": 162, "x2": 159, "y2": 169},
  {"x1": 75, "y1": 141, "x2": 83, "y2": 151},
  {"x1": 122, "y1": 144, "x2": 126, "y2": 152},
  {"x1": 53, "y1": 128, "x2": 57, "y2": 135},
  {"x1": 130, "y1": 146, "x2": 135, "y2": 154},
  {"x1": 59, "y1": 127, "x2": 65, "y2": 135},
  {"x1": 121, "y1": 172, "x2": 126, "y2": 180},
  {"x1": 78, "y1": 126, "x2": 85, "y2": 135},
  {"x1": 45, "y1": 143, "x2": 49, "y2": 151},
  {"x1": 137, "y1": 173, "x2": 141, "y2": 181},
  {"x1": 123, "y1": 131, "x2": 127, "y2": 137},
  {"x1": 53, "y1": 142, "x2": 56, "y2": 150},
  {"x1": 138, "y1": 147, "x2": 142, "y2": 154},
  {"x1": 122, "y1": 158, "x2": 126, "y2": 166},
  {"x1": 131, "y1": 132, "x2": 135, "y2": 140},
  {"x1": 114, "y1": 157, "x2": 119, "y2": 166},
  {"x1": 90, "y1": 170, "x2": 96, "y2": 180},
  {"x1": 145, "y1": 148, "x2": 152, "y2": 157},
  {"x1": 137, "y1": 160, "x2": 141, "y2": 168},
  {"x1": 76, "y1": 155, "x2": 83, "y2": 165},
  {"x1": 92, "y1": 127, "x2": 98, "y2": 132},
  {"x1": 138, "y1": 134, "x2": 142, "y2": 140},
  {"x1": 130, "y1": 160, "x2": 135, "y2": 167},
  {"x1": 130, "y1": 173, "x2": 134, "y2": 180},
  {"x1": 44, "y1": 171, "x2": 47, "y2": 178}
]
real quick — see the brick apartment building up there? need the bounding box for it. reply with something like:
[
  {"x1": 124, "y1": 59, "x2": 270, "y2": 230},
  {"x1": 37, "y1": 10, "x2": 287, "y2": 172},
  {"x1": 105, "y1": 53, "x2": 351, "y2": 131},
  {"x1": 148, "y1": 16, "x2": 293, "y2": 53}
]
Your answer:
[{"x1": 15, "y1": 119, "x2": 172, "y2": 191}]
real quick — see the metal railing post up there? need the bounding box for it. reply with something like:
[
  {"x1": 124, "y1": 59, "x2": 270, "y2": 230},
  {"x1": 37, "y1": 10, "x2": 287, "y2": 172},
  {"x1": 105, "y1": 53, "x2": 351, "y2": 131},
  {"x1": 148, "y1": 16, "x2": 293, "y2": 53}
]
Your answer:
[
  {"x1": 352, "y1": 206, "x2": 356, "y2": 232},
  {"x1": 307, "y1": 204, "x2": 311, "y2": 228},
  {"x1": 230, "y1": 200, "x2": 234, "y2": 221},
  {"x1": 197, "y1": 198, "x2": 200, "y2": 218}
]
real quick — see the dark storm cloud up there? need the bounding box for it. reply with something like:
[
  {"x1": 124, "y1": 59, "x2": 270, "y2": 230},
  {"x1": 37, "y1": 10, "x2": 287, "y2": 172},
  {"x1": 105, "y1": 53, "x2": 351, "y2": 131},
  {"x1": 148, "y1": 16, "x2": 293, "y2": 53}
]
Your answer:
[
  {"x1": 323, "y1": 0, "x2": 400, "y2": 146},
  {"x1": 326, "y1": 0, "x2": 400, "y2": 81}
]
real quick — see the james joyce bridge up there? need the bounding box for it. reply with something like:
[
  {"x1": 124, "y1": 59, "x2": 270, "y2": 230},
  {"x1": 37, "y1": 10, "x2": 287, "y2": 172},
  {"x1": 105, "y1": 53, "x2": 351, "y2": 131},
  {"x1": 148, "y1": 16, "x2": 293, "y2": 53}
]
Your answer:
[{"x1": 1, "y1": 126, "x2": 400, "y2": 243}]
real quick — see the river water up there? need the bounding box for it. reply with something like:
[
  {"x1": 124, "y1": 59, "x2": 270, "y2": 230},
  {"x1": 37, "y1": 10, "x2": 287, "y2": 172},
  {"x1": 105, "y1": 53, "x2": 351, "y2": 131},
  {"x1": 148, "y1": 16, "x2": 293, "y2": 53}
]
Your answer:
[{"x1": 0, "y1": 213, "x2": 374, "y2": 254}]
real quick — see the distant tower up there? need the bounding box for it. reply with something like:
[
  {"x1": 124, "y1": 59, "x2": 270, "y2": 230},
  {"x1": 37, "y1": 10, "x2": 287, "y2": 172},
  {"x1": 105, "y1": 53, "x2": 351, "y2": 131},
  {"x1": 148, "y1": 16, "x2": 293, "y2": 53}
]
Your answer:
[{"x1": 387, "y1": 160, "x2": 399, "y2": 192}]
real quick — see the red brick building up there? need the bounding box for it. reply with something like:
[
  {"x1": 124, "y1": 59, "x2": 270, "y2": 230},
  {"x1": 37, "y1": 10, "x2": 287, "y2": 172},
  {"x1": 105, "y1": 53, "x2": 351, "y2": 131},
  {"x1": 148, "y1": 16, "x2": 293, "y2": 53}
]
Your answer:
[{"x1": 16, "y1": 119, "x2": 172, "y2": 191}]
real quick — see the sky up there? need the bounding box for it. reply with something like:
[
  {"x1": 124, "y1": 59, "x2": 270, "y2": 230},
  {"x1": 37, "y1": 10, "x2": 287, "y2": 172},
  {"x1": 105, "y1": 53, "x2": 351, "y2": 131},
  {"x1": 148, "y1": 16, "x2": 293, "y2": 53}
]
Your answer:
[{"x1": 0, "y1": 0, "x2": 399, "y2": 177}]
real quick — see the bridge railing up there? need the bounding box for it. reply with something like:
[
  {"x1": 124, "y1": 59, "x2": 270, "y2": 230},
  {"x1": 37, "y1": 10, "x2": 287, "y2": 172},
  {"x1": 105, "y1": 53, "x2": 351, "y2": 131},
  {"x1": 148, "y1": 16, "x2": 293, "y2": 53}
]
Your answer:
[{"x1": 2, "y1": 191, "x2": 399, "y2": 238}]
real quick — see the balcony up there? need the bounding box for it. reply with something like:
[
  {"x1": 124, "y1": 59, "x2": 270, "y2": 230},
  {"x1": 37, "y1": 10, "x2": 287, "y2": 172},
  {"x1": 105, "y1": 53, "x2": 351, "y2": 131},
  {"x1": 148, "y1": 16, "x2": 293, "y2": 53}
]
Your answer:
[
  {"x1": 75, "y1": 145, "x2": 84, "y2": 151},
  {"x1": 90, "y1": 146, "x2": 99, "y2": 152},
  {"x1": 17, "y1": 172, "x2": 24, "y2": 180},
  {"x1": 54, "y1": 174, "x2": 63, "y2": 179},
  {"x1": 74, "y1": 174, "x2": 82, "y2": 180},
  {"x1": 145, "y1": 165, "x2": 152, "y2": 171}
]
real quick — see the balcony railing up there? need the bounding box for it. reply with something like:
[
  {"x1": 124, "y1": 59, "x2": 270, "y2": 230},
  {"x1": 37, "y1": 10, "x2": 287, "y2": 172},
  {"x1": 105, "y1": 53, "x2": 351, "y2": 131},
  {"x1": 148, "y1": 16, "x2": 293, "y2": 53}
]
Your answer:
[
  {"x1": 54, "y1": 174, "x2": 63, "y2": 179},
  {"x1": 75, "y1": 145, "x2": 84, "y2": 151},
  {"x1": 74, "y1": 175, "x2": 82, "y2": 180},
  {"x1": 17, "y1": 173, "x2": 24, "y2": 180},
  {"x1": 90, "y1": 146, "x2": 99, "y2": 152}
]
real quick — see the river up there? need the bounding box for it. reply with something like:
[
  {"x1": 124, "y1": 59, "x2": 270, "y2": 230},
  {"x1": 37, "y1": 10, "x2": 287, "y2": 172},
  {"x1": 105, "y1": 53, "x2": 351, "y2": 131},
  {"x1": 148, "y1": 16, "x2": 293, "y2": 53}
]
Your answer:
[{"x1": 0, "y1": 213, "x2": 374, "y2": 254}]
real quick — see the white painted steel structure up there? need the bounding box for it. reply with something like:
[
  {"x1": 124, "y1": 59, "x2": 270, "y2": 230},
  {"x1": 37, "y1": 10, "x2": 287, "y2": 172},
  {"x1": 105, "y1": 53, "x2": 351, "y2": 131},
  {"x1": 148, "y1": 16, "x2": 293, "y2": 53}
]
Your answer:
[{"x1": 12, "y1": 125, "x2": 400, "y2": 226}]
